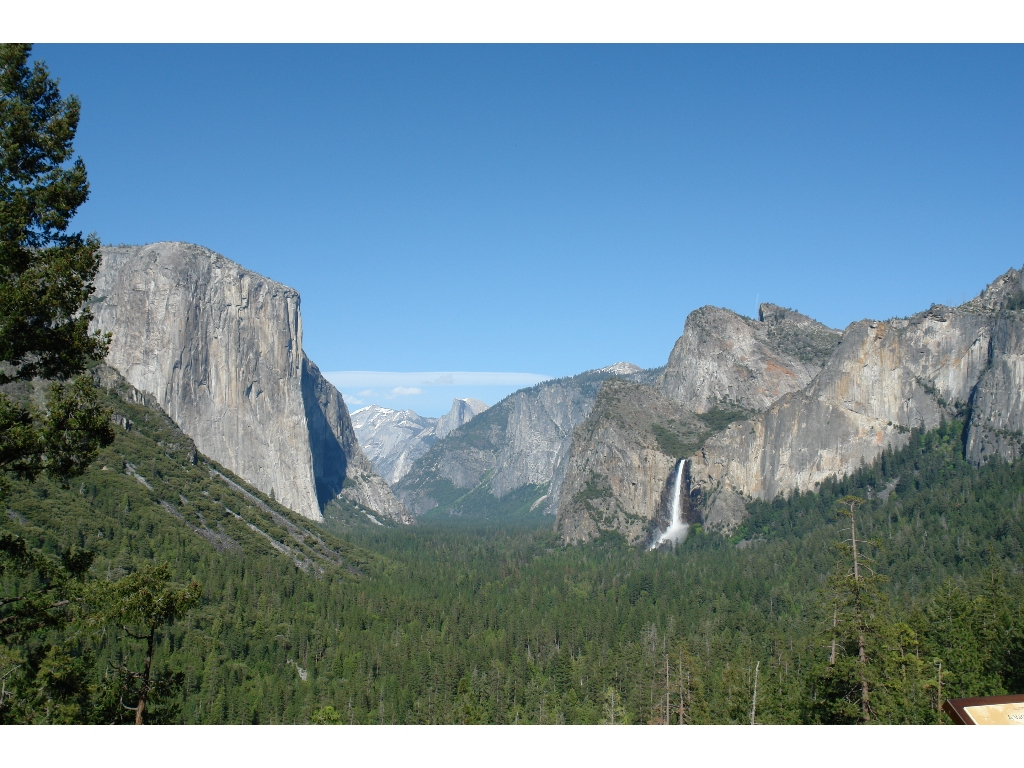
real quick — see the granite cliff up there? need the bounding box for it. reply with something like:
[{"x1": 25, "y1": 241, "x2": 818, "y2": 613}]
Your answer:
[
  {"x1": 692, "y1": 267, "x2": 1024, "y2": 533},
  {"x1": 659, "y1": 304, "x2": 840, "y2": 412},
  {"x1": 556, "y1": 305, "x2": 836, "y2": 544},
  {"x1": 352, "y1": 397, "x2": 489, "y2": 485},
  {"x1": 90, "y1": 242, "x2": 408, "y2": 524},
  {"x1": 555, "y1": 380, "x2": 708, "y2": 545},
  {"x1": 435, "y1": 398, "x2": 489, "y2": 439},
  {"x1": 394, "y1": 365, "x2": 654, "y2": 518},
  {"x1": 351, "y1": 406, "x2": 439, "y2": 485},
  {"x1": 557, "y1": 267, "x2": 1024, "y2": 545}
]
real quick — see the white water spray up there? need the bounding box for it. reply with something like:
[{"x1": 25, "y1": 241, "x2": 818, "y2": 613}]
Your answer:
[{"x1": 650, "y1": 459, "x2": 689, "y2": 550}]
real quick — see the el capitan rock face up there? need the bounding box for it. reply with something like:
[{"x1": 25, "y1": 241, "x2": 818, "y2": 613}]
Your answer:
[{"x1": 90, "y1": 242, "x2": 407, "y2": 523}]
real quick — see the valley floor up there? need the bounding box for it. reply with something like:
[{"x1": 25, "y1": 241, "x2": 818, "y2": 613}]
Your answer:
[{"x1": 2, "y1": 396, "x2": 1022, "y2": 724}]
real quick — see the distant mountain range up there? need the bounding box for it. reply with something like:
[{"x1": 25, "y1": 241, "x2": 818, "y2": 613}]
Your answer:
[
  {"x1": 351, "y1": 398, "x2": 489, "y2": 484},
  {"x1": 392, "y1": 363, "x2": 659, "y2": 519}
]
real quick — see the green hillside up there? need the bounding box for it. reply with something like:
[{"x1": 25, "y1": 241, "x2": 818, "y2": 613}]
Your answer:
[
  {"x1": 3, "y1": 374, "x2": 1023, "y2": 723},
  {"x1": 1, "y1": 370, "x2": 383, "y2": 723},
  {"x1": 326, "y1": 418, "x2": 1024, "y2": 724}
]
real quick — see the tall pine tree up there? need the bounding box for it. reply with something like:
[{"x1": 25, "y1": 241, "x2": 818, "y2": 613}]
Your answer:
[{"x1": 0, "y1": 43, "x2": 113, "y2": 495}]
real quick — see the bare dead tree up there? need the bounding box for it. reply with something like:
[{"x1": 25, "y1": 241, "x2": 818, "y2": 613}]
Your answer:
[
  {"x1": 750, "y1": 660, "x2": 759, "y2": 725},
  {"x1": 836, "y1": 495, "x2": 874, "y2": 724},
  {"x1": 665, "y1": 653, "x2": 670, "y2": 725}
]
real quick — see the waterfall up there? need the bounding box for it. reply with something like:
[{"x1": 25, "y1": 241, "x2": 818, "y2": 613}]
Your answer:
[{"x1": 650, "y1": 459, "x2": 689, "y2": 549}]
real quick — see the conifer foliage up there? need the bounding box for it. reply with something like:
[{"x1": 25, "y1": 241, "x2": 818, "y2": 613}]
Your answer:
[
  {"x1": 0, "y1": 43, "x2": 113, "y2": 494},
  {"x1": 0, "y1": 46, "x2": 199, "y2": 724}
]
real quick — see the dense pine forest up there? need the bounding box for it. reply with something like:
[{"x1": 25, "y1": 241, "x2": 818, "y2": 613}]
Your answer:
[{"x1": 2, "y1": 374, "x2": 1022, "y2": 724}]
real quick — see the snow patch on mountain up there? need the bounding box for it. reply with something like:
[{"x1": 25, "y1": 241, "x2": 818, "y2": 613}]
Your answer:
[{"x1": 353, "y1": 398, "x2": 489, "y2": 484}]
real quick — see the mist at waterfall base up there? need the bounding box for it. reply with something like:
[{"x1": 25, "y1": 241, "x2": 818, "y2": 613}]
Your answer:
[{"x1": 651, "y1": 459, "x2": 689, "y2": 550}]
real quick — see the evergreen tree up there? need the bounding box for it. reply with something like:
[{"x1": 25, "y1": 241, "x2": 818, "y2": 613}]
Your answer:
[
  {"x1": 0, "y1": 43, "x2": 113, "y2": 496},
  {"x1": 600, "y1": 685, "x2": 629, "y2": 724},
  {"x1": 310, "y1": 705, "x2": 343, "y2": 724},
  {"x1": 806, "y1": 496, "x2": 890, "y2": 723},
  {"x1": 96, "y1": 564, "x2": 201, "y2": 724},
  {"x1": 0, "y1": 532, "x2": 95, "y2": 722}
]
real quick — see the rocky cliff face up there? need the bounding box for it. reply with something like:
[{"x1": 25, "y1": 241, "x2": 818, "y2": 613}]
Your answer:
[
  {"x1": 351, "y1": 406, "x2": 439, "y2": 484},
  {"x1": 558, "y1": 267, "x2": 1024, "y2": 544},
  {"x1": 963, "y1": 269, "x2": 1024, "y2": 465},
  {"x1": 435, "y1": 398, "x2": 489, "y2": 439},
  {"x1": 351, "y1": 397, "x2": 489, "y2": 485},
  {"x1": 301, "y1": 358, "x2": 412, "y2": 524},
  {"x1": 90, "y1": 242, "x2": 407, "y2": 523},
  {"x1": 394, "y1": 365, "x2": 648, "y2": 517},
  {"x1": 688, "y1": 275, "x2": 1024, "y2": 533},
  {"x1": 658, "y1": 304, "x2": 840, "y2": 413},
  {"x1": 555, "y1": 306, "x2": 838, "y2": 543},
  {"x1": 555, "y1": 380, "x2": 707, "y2": 545}
]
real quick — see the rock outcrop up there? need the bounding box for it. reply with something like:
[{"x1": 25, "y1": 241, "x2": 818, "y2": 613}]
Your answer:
[
  {"x1": 555, "y1": 380, "x2": 707, "y2": 546},
  {"x1": 558, "y1": 272, "x2": 1024, "y2": 544},
  {"x1": 688, "y1": 275, "x2": 1024, "y2": 532},
  {"x1": 394, "y1": 365, "x2": 650, "y2": 517},
  {"x1": 351, "y1": 406, "x2": 439, "y2": 484},
  {"x1": 598, "y1": 362, "x2": 643, "y2": 376},
  {"x1": 90, "y1": 242, "x2": 407, "y2": 523},
  {"x1": 435, "y1": 398, "x2": 489, "y2": 439},
  {"x1": 555, "y1": 307, "x2": 838, "y2": 543},
  {"x1": 964, "y1": 270, "x2": 1024, "y2": 464},
  {"x1": 658, "y1": 304, "x2": 840, "y2": 413}
]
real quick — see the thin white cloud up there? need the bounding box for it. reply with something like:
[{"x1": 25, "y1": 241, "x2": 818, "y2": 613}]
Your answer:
[
  {"x1": 388, "y1": 386, "x2": 423, "y2": 397},
  {"x1": 324, "y1": 371, "x2": 551, "y2": 389},
  {"x1": 344, "y1": 394, "x2": 365, "y2": 405}
]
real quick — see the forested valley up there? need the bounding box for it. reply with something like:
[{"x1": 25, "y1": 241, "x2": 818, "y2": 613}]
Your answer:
[
  {"x1": 3, "y1": 41, "x2": 1022, "y2": 727},
  {"x1": 2, "y1": 376, "x2": 1022, "y2": 724}
]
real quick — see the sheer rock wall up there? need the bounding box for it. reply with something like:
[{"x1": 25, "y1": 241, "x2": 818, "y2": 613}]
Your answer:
[
  {"x1": 556, "y1": 306, "x2": 836, "y2": 544},
  {"x1": 658, "y1": 304, "x2": 840, "y2": 413},
  {"x1": 395, "y1": 367, "x2": 651, "y2": 517},
  {"x1": 556, "y1": 380, "x2": 705, "y2": 546},
  {"x1": 691, "y1": 268, "x2": 1024, "y2": 533},
  {"x1": 90, "y1": 242, "x2": 406, "y2": 523},
  {"x1": 557, "y1": 272, "x2": 1024, "y2": 543}
]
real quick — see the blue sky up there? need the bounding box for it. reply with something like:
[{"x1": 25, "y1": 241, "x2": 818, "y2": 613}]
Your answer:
[{"x1": 35, "y1": 45, "x2": 1024, "y2": 416}]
